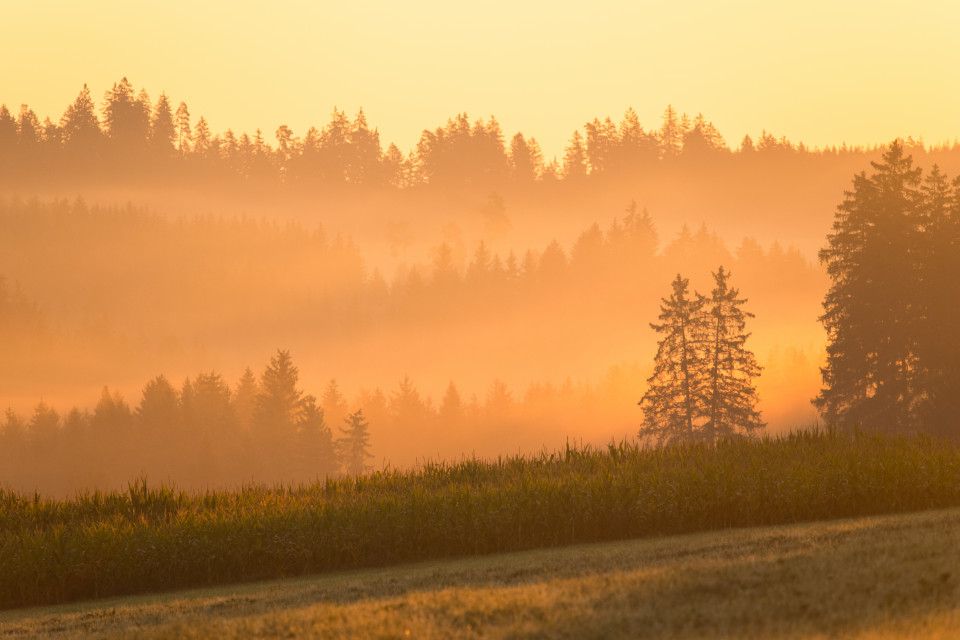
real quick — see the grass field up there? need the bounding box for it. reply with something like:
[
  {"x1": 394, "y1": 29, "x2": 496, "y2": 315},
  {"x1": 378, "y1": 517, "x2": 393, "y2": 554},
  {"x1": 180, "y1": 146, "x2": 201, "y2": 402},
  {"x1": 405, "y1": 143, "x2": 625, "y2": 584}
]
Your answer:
[
  {"x1": 2, "y1": 506, "x2": 958, "y2": 639},
  {"x1": 4, "y1": 430, "x2": 960, "y2": 611}
]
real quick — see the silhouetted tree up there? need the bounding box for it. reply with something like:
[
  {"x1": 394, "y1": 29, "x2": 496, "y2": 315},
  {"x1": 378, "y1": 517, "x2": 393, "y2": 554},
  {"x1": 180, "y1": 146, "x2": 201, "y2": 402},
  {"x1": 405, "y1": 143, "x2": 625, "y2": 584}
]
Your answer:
[
  {"x1": 562, "y1": 130, "x2": 587, "y2": 180},
  {"x1": 17, "y1": 106, "x2": 41, "y2": 150},
  {"x1": 297, "y1": 395, "x2": 338, "y2": 480},
  {"x1": 175, "y1": 102, "x2": 191, "y2": 156},
  {"x1": 439, "y1": 381, "x2": 464, "y2": 427},
  {"x1": 90, "y1": 387, "x2": 134, "y2": 485},
  {"x1": 0, "y1": 106, "x2": 17, "y2": 174},
  {"x1": 337, "y1": 409, "x2": 371, "y2": 476},
  {"x1": 102, "y1": 78, "x2": 150, "y2": 154},
  {"x1": 702, "y1": 267, "x2": 763, "y2": 442},
  {"x1": 150, "y1": 93, "x2": 176, "y2": 156},
  {"x1": 253, "y1": 350, "x2": 304, "y2": 477},
  {"x1": 321, "y1": 379, "x2": 349, "y2": 435},
  {"x1": 639, "y1": 275, "x2": 705, "y2": 444},
  {"x1": 232, "y1": 367, "x2": 259, "y2": 433},
  {"x1": 59, "y1": 84, "x2": 101, "y2": 158},
  {"x1": 193, "y1": 116, "x2": 211, "y2": 159},
  {"x1": 658, "y1": 105, "x2": 683, "y2": 158},
  {"x1": 509, "y1": 132, "x2": 538, "y2": 182},
  {"x1": 584, "y1": 116, "x2": 618, "y2": 174},
  {"x1": 815, "y1": 141, "x2": 922, "y2": 433},
  {"x1": 348, "y1": 108, "x2": 382, "y2": 185},
  {"x1": 916, "y1": 166, "x2": 960, "y2": 434},
  {"x1": 135, "y1": 374, "x2": 180, "y2": 479}
]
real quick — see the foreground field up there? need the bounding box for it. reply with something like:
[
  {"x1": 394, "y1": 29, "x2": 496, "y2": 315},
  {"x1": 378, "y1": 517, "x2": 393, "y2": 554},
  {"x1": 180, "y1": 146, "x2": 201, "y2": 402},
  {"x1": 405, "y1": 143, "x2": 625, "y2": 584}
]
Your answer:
[
  {"x1": 4, "y1": 430, "x2": 960, "y2": 611},
  {"x1": 2, "y1": 507, "x2": 958, "y2": 639}
]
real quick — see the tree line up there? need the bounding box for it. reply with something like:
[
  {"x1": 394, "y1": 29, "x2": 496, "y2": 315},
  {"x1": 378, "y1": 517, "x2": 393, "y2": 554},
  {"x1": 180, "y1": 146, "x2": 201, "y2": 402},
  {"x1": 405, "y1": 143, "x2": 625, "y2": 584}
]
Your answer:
[
  {"x1": 0, "y1": 350, "x2": 651, "y2": 496},
  {"x1": 0, "y1": 77, "x2": 937, "y2": 191},
  {"x1": 0, "y1": 196, "x2": 815, "y2": 343},
  {"x1": 0, "y1": 351, "x2": 371, "y2": 495}
]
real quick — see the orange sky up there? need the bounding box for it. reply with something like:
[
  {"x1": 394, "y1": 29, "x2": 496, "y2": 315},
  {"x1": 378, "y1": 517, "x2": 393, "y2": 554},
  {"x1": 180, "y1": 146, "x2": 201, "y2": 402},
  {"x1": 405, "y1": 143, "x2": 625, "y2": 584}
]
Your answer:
[{"x1": 2, "y1": 0, "x2": 959, "y2": 158}]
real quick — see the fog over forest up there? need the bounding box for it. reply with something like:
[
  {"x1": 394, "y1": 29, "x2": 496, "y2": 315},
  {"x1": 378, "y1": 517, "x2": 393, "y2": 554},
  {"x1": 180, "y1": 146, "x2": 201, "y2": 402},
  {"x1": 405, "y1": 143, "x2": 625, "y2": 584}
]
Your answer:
[{"x1": 3, "y1": 79, "x2": 960, "y2": 494}]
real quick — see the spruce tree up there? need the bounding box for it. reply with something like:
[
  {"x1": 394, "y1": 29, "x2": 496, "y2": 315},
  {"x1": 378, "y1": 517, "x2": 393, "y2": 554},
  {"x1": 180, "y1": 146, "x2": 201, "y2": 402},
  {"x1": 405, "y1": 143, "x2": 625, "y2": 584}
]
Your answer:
[
  {"x1": 702, "y1": 267, "x2": 764, "y2": 442},
  {"x1": 815, "y1": 141, "x2": 923, "y2": 433},
  {"x1": 337, "y1": 409, "x2": 372, "y2": 476},
  {"x1": 914, "y1": 167, "x2": 960, "y2": 436},
  {"x1": 59, "y1": 84, "x2": 101, "y2": 155},
  {"x1": 150, "y1": 93, "x2": 176, "y2": 155},
  {"x1": 639, "y1": 274, "x2": 704, "y2": 444},
  {"x1": 296, "y1": 395, "x2": 338, "y2": 481},
  {"x1": 253, "y1": 350, "x2": 303, "y2": 478}
]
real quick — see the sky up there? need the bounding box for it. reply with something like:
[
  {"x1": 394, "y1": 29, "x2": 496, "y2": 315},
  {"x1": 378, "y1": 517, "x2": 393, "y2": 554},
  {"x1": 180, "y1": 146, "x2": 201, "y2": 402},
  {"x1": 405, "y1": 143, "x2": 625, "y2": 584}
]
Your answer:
[{"x1": 2, "y1": 0, "x2": 959, "y2": 159}]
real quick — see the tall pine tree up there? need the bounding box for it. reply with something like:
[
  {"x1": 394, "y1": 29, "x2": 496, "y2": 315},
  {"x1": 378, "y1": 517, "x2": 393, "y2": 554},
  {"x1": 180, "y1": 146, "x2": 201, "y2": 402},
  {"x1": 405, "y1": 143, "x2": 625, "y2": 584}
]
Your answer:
[
  {"x1": 639, "y1": 274, "x2": 704, "y2": 444},
  {"x1": 337, "y1": 409, "x2": 372, "y2": 476},
  {"x1": 816, "y1": 141, "x2": 923, "y2": 433},
  {"x1": 702, "y1": 267, "x2": 763, "y2": 442}
]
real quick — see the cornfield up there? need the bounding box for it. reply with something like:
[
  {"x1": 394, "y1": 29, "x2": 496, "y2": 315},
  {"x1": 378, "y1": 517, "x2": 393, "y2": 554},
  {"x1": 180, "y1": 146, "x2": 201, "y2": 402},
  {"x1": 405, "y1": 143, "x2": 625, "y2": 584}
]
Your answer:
[{"x1": 3, "y1": 429, "x2": 960, "y2": 610}]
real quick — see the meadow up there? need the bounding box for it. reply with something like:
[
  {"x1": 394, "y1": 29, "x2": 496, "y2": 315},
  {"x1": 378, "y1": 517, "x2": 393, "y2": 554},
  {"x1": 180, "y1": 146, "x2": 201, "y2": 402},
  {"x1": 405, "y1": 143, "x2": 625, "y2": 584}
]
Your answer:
[
  {"x1": 3, "y1": 429, "x2": 960, "y2": 612},
  {"x1": 3, "y1": 506, "x2": 958, "y2": 639}
]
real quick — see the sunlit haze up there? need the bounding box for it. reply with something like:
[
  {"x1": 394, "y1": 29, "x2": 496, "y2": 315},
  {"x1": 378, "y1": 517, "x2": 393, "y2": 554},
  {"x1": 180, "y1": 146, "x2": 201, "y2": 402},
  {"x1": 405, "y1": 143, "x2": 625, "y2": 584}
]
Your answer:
[{"x1": 2, "y1": 0, "x2": 960, "y2": 496}]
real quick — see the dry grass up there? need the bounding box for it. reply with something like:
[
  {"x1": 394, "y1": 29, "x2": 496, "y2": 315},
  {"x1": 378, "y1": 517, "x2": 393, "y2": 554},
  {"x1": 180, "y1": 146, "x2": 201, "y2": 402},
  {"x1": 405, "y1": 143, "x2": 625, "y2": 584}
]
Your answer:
[{"x1": 2, "y1": 507, "x2": 959, "y2": 639}]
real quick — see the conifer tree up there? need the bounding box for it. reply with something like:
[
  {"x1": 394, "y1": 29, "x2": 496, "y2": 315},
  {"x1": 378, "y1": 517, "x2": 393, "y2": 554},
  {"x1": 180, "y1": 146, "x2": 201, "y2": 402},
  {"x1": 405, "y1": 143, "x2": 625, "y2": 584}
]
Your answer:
[
  {"x1": 562, "y1": 130, "x2": 587, "y2": 180},
  {"x1": 658, "y1": 105, "x2": 683, "y2": 158},
  {"x1": 297, "y1": 395, "x2": 338, "y2": 480},
  {"x1": 641, "y1": 270, "x2": 763, "y2": 444},
  {"x1": 175, "y1": 102, "x2": 191, "y2": 155},
  {"x1": 320, "y1": 379, "x2": 348, "y2": 435},
  {"x1": 59, "y1": 84, "x2": 101, "y2": 154},
  {"x1": 0, "y1": 106, "x2": 17, "y2": 170},
  {"x1": 916, "y1": 167, "x2": 960, "y2": 434},
  {"x1": 253, "y1": 350, "x2": 303, "y2": 476},
  {"x1": 702, "y1": 267, "x2": 763, "y2": 442},
  {"x1": 639, "y1": 274, "x2": 704, "y2": 444},
  {"x1": 150, "y1": 93, "x2": 176, "y2": 154},
  {"x1": 815, "y1": 141, "x2": 923, "y2": 433},
  {"x1": 102, "y1": 78, "x2": 150, "y2": 152},
  {"x1": 337, "y1": 409, "x2": 372, "y2": 476},
  {"x1": 192, "y1": 116, "x2": 211, "y2": 158}
]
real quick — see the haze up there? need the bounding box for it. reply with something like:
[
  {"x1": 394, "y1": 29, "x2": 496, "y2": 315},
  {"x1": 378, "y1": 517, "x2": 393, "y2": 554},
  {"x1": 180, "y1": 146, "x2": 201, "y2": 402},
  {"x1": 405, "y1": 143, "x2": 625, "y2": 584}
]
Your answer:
[{"x1": 1, "y1": 1, "x2": 959, "y2": 495}]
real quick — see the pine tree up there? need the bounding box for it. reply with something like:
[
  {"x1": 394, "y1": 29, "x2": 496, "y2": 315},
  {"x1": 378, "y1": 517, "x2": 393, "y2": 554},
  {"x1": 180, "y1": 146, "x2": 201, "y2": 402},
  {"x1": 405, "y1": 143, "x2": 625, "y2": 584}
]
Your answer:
[
  {"x1": 297, "y1": 395, "x2": 338, "y2": 480},
  {"x1": 175, "y1": 102, "x2": 191, "y2": 156},
  {"x1": 702, "y1": 267, "x2": 764, "y2": 442},
  {"x1": 337, "y1": 409, "x2": 372, "y2": 476},
  {"x1": 562, "y1": 130, "x2": 587, "y2": 180},
  {"x1": 232, "y1": 367, "x2": 259, "y2": 433},
  {"x1": 59, "y1": 84, "x2": 102, "y2": 154},
  {"x1": 102, "y1": 78, "x2": 150, "y2": 152},
  {"x1": 17, "y1": 106, "x2": 41, "y2": 150},
  {"x1": 150, "y1": 93, "x2": 176, "y2": 155},
  {"x1": 639, "y1": 274, "x2": 705, "y2": 444},
  {"x1": 815, "y1": 141, "x2": 923, "y2": 433},
  {"x1": 912, "y1": 166, "x2": 960, "y2": 436},
  {"x1": 192, "y1": 116, "x2": 211, "y2": 159},
  {"x1": 320, "y1": 379, "x2": 349, "y2": 435},
  {"x1": 658, "y1": 105, "x2": 683, "y2": 158},
  {"x1": 253, "y1": 350, "x2": 303, "y2": 478},
  {"x1": 0, "y1": 106, "x2": 17, "y2": 172}
]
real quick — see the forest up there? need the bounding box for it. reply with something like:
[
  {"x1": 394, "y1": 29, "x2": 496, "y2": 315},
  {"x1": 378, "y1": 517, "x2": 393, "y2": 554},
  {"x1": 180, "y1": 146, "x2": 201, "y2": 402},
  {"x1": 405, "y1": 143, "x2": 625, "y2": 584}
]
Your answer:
[{"x1": 1, "y1": 77, "x2": 958, "y2": 495}]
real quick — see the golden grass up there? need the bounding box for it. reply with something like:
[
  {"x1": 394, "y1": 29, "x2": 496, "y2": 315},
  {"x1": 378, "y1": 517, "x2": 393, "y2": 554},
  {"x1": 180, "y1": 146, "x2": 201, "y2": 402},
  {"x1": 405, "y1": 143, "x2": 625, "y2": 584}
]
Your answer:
[{"x1": 2, "y1": 507, "x2": 958, "y2": 639}]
